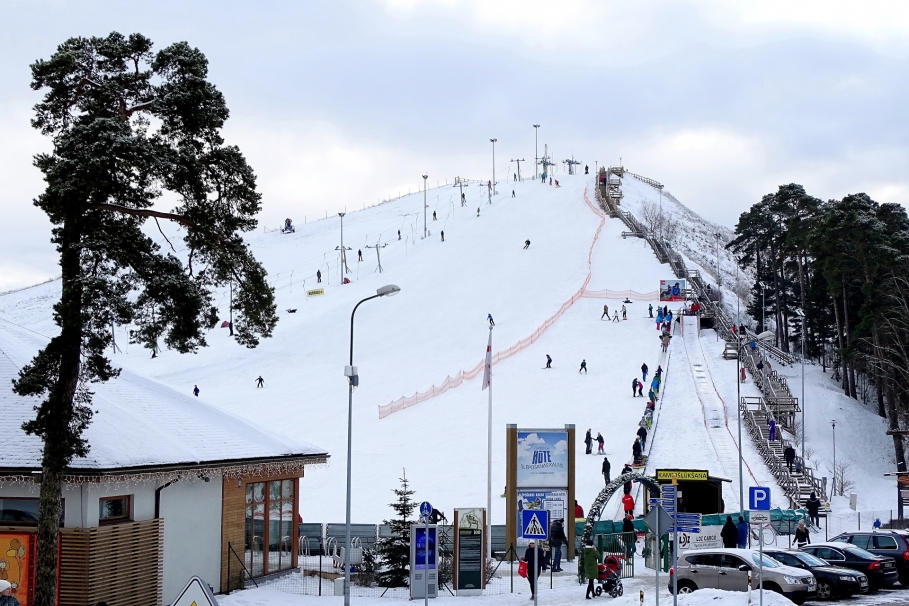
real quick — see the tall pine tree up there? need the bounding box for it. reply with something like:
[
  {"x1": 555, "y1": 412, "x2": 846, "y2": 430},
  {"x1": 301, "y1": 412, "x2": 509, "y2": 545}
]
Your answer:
[{"x1": 376, "y1": 470, "x2": 417, "y2": 587}]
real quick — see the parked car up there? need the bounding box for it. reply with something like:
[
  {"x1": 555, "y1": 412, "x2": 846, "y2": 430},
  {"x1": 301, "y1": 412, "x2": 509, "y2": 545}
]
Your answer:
[
  {"x1": 764, "y1": 548, "x2": 869, "y2": 600},
  {"x1": 801, "y1": 542, "x2": 898, "y2": 590},
  {"x1": 669, "y1": 548, "x2": 815, "y2": 604},
  {"x1": 830, "y1": 530, "x2": 909, "y2": 586}
]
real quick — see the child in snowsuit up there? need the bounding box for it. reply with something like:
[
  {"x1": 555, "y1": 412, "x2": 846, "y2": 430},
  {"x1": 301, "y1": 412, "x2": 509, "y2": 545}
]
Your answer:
[
  {"x1": 596, "y1": 432, "x2": 604, "y2": 454},
  {"x1": 637, "y1": 380, "x2": 644, "y2": 397}
]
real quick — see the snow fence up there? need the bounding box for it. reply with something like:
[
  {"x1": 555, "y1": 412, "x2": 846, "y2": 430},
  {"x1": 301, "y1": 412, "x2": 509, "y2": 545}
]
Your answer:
[{"x1": 378, "y1": 187, "x2": 606, "y2": 419}]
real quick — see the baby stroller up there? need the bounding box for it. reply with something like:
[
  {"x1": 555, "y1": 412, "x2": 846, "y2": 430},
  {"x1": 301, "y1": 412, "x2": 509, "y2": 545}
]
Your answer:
[{"x1": 595, "y1": 555, "x2": 624, "y2": 597}]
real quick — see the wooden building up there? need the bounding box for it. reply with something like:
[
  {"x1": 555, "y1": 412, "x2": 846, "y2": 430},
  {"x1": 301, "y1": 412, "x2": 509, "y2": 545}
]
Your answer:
[{"x1": 0, "y1": 327, "x2": 328, "y2": 605}]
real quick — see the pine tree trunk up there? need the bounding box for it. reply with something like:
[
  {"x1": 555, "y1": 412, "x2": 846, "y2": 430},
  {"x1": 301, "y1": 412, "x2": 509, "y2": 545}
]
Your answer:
[
  {"x1": 832, "y1": 295, "x2": 847, "y2": 394},
  {"x1": 887, "y1": 369, "x2": 907, "y2": 472},
  {"x1": 34, "y1": 220, "x2": 83, "y2": 606},
  {"x1": 842, "y1": 282, "x2": 857, "y2": 399}
]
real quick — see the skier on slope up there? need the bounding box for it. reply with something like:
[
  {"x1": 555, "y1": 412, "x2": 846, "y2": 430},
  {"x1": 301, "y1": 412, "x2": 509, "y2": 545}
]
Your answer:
[
  {"x1": 641, "y1": 363, "x2": 648, "y2": 382},
  {"x1": 477, "y1": 207, "x2": 481, "y2": 217},
  {"x1": 316, "y1": 269, "x2": 322, "y2": 283},
  {"x1": 612, "y1": 310, "x2": 620, "y2": 322},
  {"x1": 432, "y1": 210, "x2": 437, "y2": 221},
  {"x1": 545, "y1": 354, "x2": 552, "y2": 369},
  {"x1": 601, "y1": 304, "x2": 609, "y2": 320},
  {"x1": 441, "y1": 230, "x2": 444, "y2": 242},
  {"x1": 193, "y1": 384, "x2": 200, "y2": 397},
  {"x1": 584, "y1": 428, "x2": 593, "y2": 455},
  {"x1": 524, "y1": 239, "x2": 531, "y2": 250},
  {"x1": 648, "y1": 304, "x2": 653, "y2": 318},
  {"x1": 358, "y1": 249, "x2": 363, "y2": 261},
  {"x1": 621, "y1": 305, "x2": 627, "y2": 320},
  {"x1": 596, "y1": 432, "x2": 604, "y2": 454},
  {"x1": 488, "y1": 314, "x2": 495, "y2": 327},
  {"x1": 256, "y1": 376, "x2": 265, "y2": 388},
  {"x1": 579, "y1": 359, "x2": 587, "y2": 374}
]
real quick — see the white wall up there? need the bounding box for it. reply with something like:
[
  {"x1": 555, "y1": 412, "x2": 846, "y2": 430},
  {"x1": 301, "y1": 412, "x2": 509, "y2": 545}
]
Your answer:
[{"x1": 159, "y1": 478, "x2": 222, "y2": 605}]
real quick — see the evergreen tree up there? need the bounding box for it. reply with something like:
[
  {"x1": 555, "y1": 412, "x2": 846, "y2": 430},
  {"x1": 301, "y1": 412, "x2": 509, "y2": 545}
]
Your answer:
[
  {"x1": 377, "y1": 470, "x2": 417, "y2": 587},
  {"x1": 17, "y1": 33, "x2": 277, "y2": 605}
]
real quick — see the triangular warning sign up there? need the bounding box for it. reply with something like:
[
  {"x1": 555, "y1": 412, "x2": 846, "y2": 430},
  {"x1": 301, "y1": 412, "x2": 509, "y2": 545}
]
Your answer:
[{"x1": 525, "y1": 513, "x2": 545, "y2": 536}]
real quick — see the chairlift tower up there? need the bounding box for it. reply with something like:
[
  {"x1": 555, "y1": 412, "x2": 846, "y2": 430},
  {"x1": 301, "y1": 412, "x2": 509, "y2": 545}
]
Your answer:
[
  {"x1": 336, "y1": 213, "x2": 351, "y2": 275},
  {"x1": 511, "y1": 158, "x2": 525, "y2": 182},
  {"x1": 541, "y1": 144, "x2": 556, "y2": 176},
  {"x1": 562, "y1": 156, "x2": 581, "y2": 175}
]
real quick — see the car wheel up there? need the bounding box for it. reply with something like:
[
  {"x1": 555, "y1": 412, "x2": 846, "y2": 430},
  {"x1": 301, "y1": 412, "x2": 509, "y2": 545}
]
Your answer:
[
  {"x1": 762, "y1": 582, "x2": 782, "y2": 594},
  {"x1": 677, "y1": 581, "x2": 697, "y2": 594},
  {"x1": 815, "y1": 580, "x2": 833, "y2": 600}
]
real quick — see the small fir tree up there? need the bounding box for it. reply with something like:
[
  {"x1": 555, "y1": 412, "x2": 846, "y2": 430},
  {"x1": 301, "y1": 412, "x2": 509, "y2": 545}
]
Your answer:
[{"x1": 376, "y1": 470, "x2": 417, "y2": 587}]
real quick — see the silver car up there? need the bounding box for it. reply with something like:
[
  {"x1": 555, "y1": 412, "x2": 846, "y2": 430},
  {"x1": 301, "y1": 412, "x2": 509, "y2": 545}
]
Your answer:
[{"x1": 669, "y1": 548, "x2": 816, "y2": 605}]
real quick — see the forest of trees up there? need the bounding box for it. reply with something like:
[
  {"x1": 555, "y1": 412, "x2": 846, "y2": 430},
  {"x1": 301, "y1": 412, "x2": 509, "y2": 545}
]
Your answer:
[{"x1": 727, "y1": 184, "x2": 909, "y2": 471}]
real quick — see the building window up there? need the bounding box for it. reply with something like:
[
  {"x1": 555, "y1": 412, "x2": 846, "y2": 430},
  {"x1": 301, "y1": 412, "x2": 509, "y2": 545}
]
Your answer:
[
  {"x1": 0, "y1": 498, "x2": 65, "y2": 526},
  {"x1": 245, "y1": 479, "x2": 295, "y2": 576},
  {"x1": 99, "y1": 495, "x2": 131, "y2": 524}
]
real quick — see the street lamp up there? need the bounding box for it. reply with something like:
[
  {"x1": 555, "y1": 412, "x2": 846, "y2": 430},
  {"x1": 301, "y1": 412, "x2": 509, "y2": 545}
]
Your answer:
[
  {"x1": 422, "y1": 175, "x2": 428, "y2": 239},
  {"x1": 490, "y1": 139, "x2": 497, "y2": 198},
  {"x1": 533, "y1": 124, "x2": 540, "y2": 180},
  {"x1": 735, "y1": 258, "x2": 744, "y2": 518},
  {"x1": 831, "y1": 419, "x2": 837, "y2": 496},
  {"x1": 344, "y1": 284, "x2": 402, "y2": 606}
]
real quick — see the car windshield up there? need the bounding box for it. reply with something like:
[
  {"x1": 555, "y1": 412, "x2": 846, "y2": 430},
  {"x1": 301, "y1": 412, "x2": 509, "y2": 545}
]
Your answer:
[
  {"x1": 793, "y1": 552, "x2": 828, "y2": 567},
  {"x1": 843, "y1": 545, "x2": 878, "y2": 559},
  {"x1": 752, "y1": 553, "x2": 780, "y2": 567}
]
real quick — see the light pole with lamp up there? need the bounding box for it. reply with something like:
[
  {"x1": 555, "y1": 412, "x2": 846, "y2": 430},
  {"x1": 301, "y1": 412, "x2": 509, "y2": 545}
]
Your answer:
[
  {"x1": 831, "y1": 419, "x2": 837, "y2": 497},
  {"x1": 533, "y1": 125, "x2": 540, "y2": 179},
  {"x1": 343, "y1": 284, "x2": 402, "y2": 606},
  {"x1": 795, "y1": 309, "x2": 807, "y2": 463},
  {"x1": 735, "y1": 257, "x2": 745, "y2": 518},
  {"x1": 490, "y1": 138, "x2": 497, "y2": 198},
  {"x1": 422, "y1": 175, "x2": 428, "y2": 239}
]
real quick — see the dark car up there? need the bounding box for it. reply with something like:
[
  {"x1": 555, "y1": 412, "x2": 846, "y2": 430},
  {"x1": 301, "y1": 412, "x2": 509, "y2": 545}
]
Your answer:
[
  {"x1": 765, "y1": 548, "x2": 869, "y2": 600},
  {"x1": 801, "y1": 542, "x2": 898, "y2": 590},
  {"x1": 830, "y1": 531, "x2": 909, "y2": 586}
]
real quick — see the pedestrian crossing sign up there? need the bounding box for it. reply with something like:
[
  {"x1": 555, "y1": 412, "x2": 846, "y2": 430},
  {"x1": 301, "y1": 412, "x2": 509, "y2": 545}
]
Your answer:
[{"x1": 521, "y1": 509, "x2": 549, "y2": 539}]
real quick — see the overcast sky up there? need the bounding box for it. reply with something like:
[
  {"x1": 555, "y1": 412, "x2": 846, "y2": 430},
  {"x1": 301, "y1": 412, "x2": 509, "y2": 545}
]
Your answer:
[{"x1": 2, "y1": 0, "x2": 908, "y2": 290}]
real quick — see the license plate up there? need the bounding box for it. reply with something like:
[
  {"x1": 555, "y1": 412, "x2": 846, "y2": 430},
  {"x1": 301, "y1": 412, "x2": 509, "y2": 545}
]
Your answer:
[{"x1": 860, "y1": 580, "x2": 868, "y2": 587}]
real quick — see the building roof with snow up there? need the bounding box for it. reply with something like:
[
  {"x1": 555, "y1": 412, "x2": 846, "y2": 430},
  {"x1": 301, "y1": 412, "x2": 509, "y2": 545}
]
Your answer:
[{"x1": 0, "y1": 322, "x2": 328, "y2": 476}]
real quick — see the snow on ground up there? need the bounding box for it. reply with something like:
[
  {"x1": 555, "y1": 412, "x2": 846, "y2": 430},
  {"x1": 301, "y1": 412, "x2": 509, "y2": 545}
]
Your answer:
[{"x1": 0, "y1": 169, "x2": 899, "y2": 532}]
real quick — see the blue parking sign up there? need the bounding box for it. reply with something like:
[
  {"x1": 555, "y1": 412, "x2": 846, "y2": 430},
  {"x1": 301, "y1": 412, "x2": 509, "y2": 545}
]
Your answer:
[{"x1": 749, "y1": 487, "x2": 770, "y2": 510}]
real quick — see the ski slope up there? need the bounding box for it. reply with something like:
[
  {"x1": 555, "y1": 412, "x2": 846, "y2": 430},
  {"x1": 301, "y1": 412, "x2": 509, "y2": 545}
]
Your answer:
[{"x1": 0, "y1": 170, "x2": 897, "y2": 528}]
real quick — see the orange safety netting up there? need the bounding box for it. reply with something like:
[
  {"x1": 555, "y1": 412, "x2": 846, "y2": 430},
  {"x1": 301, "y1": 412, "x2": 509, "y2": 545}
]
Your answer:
[{"x1": 378, "y1": 187, "x2": 606, "y2": 419}]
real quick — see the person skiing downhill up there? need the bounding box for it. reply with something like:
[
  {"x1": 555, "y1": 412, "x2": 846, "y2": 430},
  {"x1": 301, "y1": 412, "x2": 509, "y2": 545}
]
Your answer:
[
  {"x1": 545, "y1": 354, "x2": 552, "y2": 369},
  {"x1": 256, "y1": 376, "x2": 265, "y2": 388},
  {"x1": 524, "y1": 239, "x2": 531, "y2": 250},
  {"x1": 596, "y1": 432, "x2": 604, "y2": 454},
  {"x1": 584, "y1": 429, "x2": 593, "y2": 455},
  {"x1": 601, "y1": 304, "x2": 609, "y2": 320},
  {"x1": 193, "y1": 384, "x2": 200, "y2": 397},
  {"x1": 432, "y1": 210, "x2": 437, "y2": 221},
  {"x1": 512, "y1": 190, "x2": 515, "y2": 198},
  {"x1": 441, "y1": 230, "x2": 445, "y2": 242},
  {"x1": 316, "y1": 269, "x2": 322, "y2": 283},
  {"x1": 488, "y1": 314, "x2": 495, "y2": 327},
  {"x1": 641, "y1": 363, "x2": 648, "y2": 382},
  {"x1": 398, "y1": 229, "x2": 402, "y2": 240},
  {"x1": 579, "y1": 359, "x2": 587, "y2": 374},
  {"x1": 477, "y1": 207, "x2": 480, "y2": 217}
]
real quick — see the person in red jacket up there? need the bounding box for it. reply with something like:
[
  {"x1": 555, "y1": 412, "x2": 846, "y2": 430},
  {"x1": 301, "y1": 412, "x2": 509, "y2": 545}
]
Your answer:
[
  {"x1": 622, "y1": 493, "x2": 635, "y2": 517},
  {"x1": 574, "y1": 500, "x2": 584, "y2": 519}
]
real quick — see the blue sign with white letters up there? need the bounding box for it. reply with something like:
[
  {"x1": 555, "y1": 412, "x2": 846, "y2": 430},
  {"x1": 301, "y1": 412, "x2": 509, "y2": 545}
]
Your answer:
[
  {"x1": 420, "y1": 501, "x2": 433, "y2": 518},
  {"x1": 749, "y1": 487, "x2": 770, "y2": 510}
]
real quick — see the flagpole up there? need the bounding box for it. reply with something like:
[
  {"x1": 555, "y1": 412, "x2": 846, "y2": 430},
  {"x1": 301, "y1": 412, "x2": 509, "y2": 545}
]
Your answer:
[{"x1": 486, "y1": 325, "x2": 493, "y2": 568}]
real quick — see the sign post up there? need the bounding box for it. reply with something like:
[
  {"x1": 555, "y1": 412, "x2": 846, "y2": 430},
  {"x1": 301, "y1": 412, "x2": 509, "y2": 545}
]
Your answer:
[
  {"x1": 522, "y1": 509, "x2": 549, "y2": 606},
  {"x1": 420, "y1": 501, "x2": 432, "y2": 606},
  {"x1": 749, "y1": 487, "x2": 771, "y2": 606},
  {"x1": 644, "y1": 504, "x2": 674, "y2": 606},
  {"x1": 663, "y1": 478, "x2": 679, "y2": 606}
]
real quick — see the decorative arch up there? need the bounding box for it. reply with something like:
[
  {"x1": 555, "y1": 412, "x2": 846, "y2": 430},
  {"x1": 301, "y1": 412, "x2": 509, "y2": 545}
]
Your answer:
[{"x1": 582, "y1": 472, "x2": 662, "y2": 542}]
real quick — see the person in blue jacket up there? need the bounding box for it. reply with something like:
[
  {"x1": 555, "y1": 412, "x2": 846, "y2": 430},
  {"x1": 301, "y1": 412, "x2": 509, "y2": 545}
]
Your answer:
[{"x1": 736, "y1": 515, "x2": 748, "y2": 548}]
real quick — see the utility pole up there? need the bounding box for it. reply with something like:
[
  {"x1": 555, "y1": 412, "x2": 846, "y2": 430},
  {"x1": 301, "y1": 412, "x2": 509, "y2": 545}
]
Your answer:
[
  {"x1": 365, "y1": 243, "x2": 387, "y2": 273},
  {"x1": 336, "y1": 213, "x2": 351, "y2": 276},
  {"x1": 511, "y1": 158, "x2": 525, "y2": 182},
  {"x1": 533, "y1": 124, "x2": 540, "y2": 179},
  {"x1": 454, "y1": 176, "x2": 467, "y2": 207},
  {"x1": 490, "y1": 139, "x2": 497, "y2": 196},
  {"x1": 422, "y1": 175, "x2": 428, "y2": 239}
]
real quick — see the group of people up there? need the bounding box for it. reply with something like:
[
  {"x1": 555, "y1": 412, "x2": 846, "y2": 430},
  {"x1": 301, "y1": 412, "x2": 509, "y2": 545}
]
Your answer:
[
  {"x1": 584, "y1": 429, "x2": 605, "y2": 454},
  {"x1": 600, "y1": 303, "x2": 628, "y2": 322}
]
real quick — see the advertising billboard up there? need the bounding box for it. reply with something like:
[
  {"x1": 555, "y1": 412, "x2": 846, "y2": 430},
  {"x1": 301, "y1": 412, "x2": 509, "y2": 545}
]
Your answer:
[
  {"x1": 515, "y1": 490, "x2": 567, "y2": 547},
  {"x1": 659, "y1": 279, "x2": 686, "y2": 302},
  {"x1": 516, "y1": 430, "x2": 569, "y2": 488}
]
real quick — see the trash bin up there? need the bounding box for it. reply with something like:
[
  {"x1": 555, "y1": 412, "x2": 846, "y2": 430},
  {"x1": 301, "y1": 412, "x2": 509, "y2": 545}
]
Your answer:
[{"x1": 334, "y1": 577, "x2": 345, "y2": 596}]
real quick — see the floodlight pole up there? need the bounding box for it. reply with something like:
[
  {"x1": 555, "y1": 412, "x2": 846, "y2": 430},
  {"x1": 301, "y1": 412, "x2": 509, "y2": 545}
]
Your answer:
[
  {"x1": 490, "y1": 139, "x2": 497, "y2": 198},
  {"x1": 423, "y1": 175, "x2": 428, "y2": 239},
  {"x1": 533, "y1": 124, "x2": 540, "y2": 179},
  {"x1": 831, "y1": 420, "x2": 837, "y2": 496}
]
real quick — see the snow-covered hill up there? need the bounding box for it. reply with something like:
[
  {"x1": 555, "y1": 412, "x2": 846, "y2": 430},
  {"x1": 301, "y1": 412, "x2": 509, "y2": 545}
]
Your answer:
[{"x1": 0, "y1": 171, "x2": 896, "y2": 528}]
